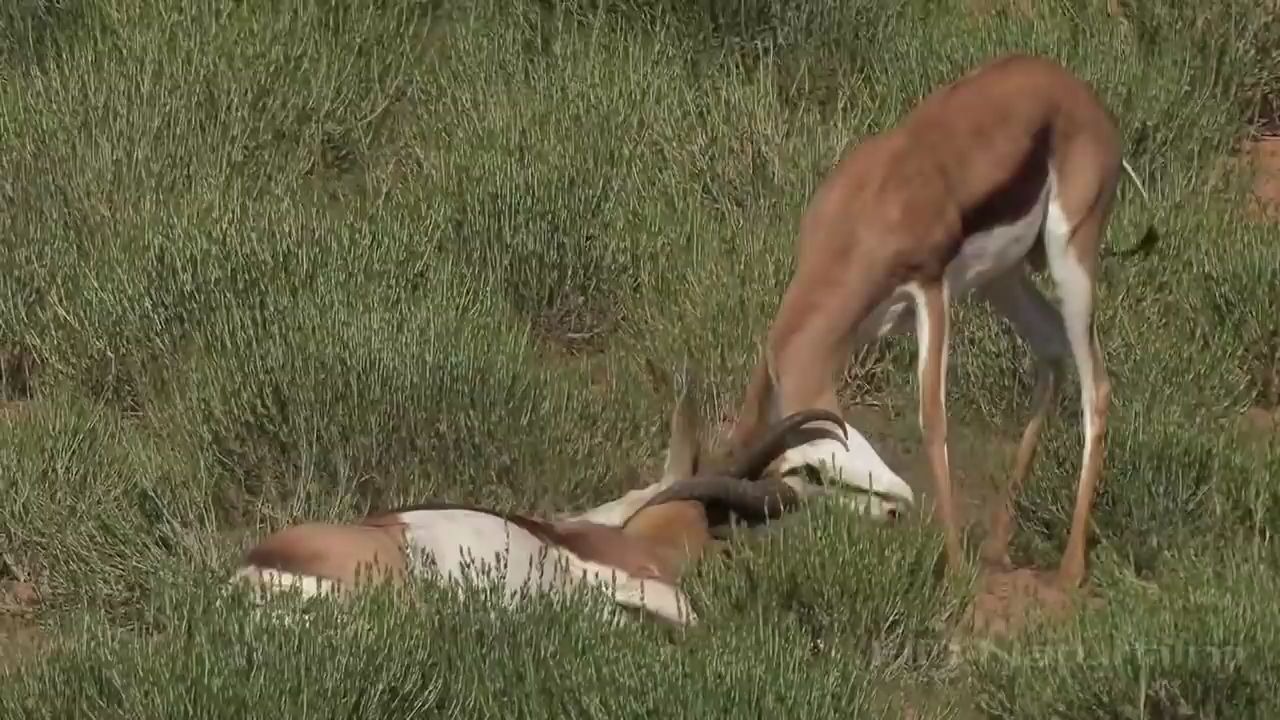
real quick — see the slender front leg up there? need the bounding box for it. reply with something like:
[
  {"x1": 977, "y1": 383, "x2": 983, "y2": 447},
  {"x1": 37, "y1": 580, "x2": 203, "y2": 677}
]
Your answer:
[
  {"x1": 975, "y1": 268, "x2": 1071, "y2": 569},
  {"x1": 726, "y1": 350, "x2": 776, "y2": 459},
  {"x1": 748, "y1": 264, "x2": 864, "y2": 444},
  {"x1": 912, "y1": 280, "x2": 963, "y2": 570}
]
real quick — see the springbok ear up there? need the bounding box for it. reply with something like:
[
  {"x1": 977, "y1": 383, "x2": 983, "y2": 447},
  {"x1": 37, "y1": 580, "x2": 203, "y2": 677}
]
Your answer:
[{"x1": 659, "y1": 363, "x2": 704, "y2": 484}]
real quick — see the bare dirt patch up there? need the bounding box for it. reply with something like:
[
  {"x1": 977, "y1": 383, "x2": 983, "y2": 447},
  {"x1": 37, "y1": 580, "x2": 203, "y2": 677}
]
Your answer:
[
  {"x1": 1243, "y1": 405, "x2": 1277, "y2": 432},
  {"x1": 1, "y1": 348, "x2": 37, "y2": 401},
  {"x1": 529, "y1": 292, "x2": 618, "y2": 358},
  {"x1": 0, "y1": 400, "x2": 32, "y2": 420},
  {"x1": 1247, "y1": 135, "x2": 1280, "y2": 220},
  {"x1": 0, "y1": 580, "x2": 46, "y2": 675},
  {"x1": 1238, "y1": 405, "x2": 1280, "y2": 446},
  {"x1": 0, "y1": 616, "x2": 44, "y2": 675},
  {"x1": 959, "y1": 568, "x2": 1084, "y2": 641}
]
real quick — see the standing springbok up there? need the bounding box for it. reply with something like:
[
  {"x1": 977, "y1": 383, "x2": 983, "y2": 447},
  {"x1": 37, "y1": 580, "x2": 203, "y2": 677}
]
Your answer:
[
  {"x1": 722, "y1": 53, "x2": 1150, "y2": 590},
  {"x1": 229, "y1": 388, "x2": 846, "y2": 626}
]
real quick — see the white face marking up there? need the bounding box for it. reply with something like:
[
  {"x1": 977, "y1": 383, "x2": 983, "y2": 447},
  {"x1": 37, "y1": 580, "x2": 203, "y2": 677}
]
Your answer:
[{"x1": 774, "y1": 421, "x2": 915, "y2": 517}]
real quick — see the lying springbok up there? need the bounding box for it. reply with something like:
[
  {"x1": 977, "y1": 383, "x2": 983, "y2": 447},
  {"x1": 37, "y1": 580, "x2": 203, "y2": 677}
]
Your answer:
[
  {"x1": 722, "y1": 53, "x2": 1150, "y2": 589},
  {"x1": 229, "y1": 391, "x2": 846, "y2": 626}
]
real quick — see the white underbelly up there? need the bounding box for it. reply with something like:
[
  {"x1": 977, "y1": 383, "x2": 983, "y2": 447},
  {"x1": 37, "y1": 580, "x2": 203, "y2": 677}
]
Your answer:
[
  {"x1": 397, "y1": 509, "x2": 571, "y2": 599},
  {"x1": 945, "y1": 185, "x2": 1050, "y2": 291},
  {"x1": 869, "y1": 181, "x2": 1054, "y2": 338},
  {"x1": 395, "y1": 509, "x2": 687, "y2": 622}
]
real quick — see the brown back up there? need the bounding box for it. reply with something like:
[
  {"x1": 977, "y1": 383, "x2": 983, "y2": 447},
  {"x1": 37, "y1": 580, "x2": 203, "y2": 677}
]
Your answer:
[
  {"x1": 799, "y1": 54, "x2": 1121, "y2": 285},
  {"x1": 244, "y1": 522, "x2": 409, "y2": 588}
]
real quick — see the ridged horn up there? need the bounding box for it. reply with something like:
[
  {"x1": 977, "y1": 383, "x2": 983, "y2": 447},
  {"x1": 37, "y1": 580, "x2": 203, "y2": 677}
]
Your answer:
[
  {"x1": 633, "y1": 475, "x2": 800, "y2": 527},
  {"x1": 724, "y1": 408, "x2": 848, "y2": 480}
]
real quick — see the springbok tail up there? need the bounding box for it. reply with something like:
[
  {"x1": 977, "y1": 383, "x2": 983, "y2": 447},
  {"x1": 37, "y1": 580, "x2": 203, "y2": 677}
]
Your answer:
[
  {"x1": 1101, "y1": 157, "x2": 1160, "y2": 261},
  {"x1": 1121, "y1": 157, "x2": 1149, "y2": 202}
]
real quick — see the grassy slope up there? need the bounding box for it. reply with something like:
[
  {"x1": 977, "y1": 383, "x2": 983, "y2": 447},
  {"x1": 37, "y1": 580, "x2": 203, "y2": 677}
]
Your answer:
[{"x1": 1, "y1": 0, "x2": 1278, "y2": 717}]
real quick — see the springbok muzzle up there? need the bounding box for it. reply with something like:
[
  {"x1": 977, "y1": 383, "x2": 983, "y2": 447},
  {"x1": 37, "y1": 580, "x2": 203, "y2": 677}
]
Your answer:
[{"x1": 774, "y1": 421, "x2": 915, "y2": 521}]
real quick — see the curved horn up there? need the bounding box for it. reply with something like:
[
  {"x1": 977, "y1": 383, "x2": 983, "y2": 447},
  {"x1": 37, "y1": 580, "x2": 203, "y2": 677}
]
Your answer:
[
  {"x1": 725, "y1": 408, "x2": 848, "y2": 480},
  {"x1": 634, "y1": 475, "x2": 800, "y2": 527}
]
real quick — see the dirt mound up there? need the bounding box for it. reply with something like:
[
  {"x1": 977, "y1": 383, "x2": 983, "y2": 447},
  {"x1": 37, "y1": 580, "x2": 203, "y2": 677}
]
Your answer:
[
  {"x1": 961, "y1": 568, "x2": 1079, "y2": 641},
  {"x1": 952, "y1": 565, "x2": 1107, "y2": 650}
]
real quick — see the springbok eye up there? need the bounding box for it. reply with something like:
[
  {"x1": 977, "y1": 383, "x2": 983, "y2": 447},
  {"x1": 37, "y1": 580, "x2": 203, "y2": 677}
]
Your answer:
[{"x1": 783, "y1": 465, "x2": 825, "y2": 487}]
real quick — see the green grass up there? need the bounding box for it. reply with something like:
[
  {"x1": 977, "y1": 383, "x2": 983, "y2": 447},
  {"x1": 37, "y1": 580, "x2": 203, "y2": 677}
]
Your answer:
[{"x1": 1, "y1": 0, "x2": 1278, "y2": 717}]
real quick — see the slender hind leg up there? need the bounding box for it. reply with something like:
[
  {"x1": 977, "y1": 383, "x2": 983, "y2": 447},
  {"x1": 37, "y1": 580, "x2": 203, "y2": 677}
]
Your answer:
[
  {"x1": 910, "y1": 279, "x2": 963, "y2": 570},
  {"x1": 975, "y1": 268, "x2": 1072, "y2": 569},
  {"x1": 1044, "y1": 205, "x2": 1113, "y2": 590}
]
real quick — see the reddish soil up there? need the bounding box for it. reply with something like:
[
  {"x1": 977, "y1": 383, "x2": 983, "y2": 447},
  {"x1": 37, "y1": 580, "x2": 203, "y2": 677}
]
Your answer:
[
  {"x1": 0, "y1": 580, "x2": 45, "y2": 675},
  {"x1": 1242, "y1": 406, "x2": 1279, "y2": 435},
  {"x1": 960, "y1": 568, "x2": 1084, "y2": 641},
  {"x1": 1247, "y1": 135, "x2": 1280, "y2": 221}
]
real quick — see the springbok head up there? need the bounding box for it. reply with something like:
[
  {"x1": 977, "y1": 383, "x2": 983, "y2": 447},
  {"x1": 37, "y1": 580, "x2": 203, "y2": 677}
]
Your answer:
[
  {"x1": 635, "y1": 383, "x2": 852, "y2": 535},
  {"x1": 564, "y1": 366, "x2": 851, "y2": 531},
  {"x1": 577, "y1": 360, "x2": 907, "y2": 532},
  {"x1": 692, "y1": 371, "x2": 913, "y2": 522}
]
